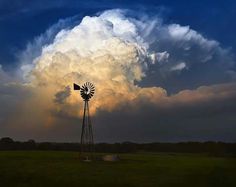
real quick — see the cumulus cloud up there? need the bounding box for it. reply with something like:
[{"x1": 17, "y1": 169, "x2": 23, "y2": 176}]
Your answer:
[
  {"x1": 0, "y1": 9, "x2": 236, "y2": 141},
  {"x1": 16, "y1": 9, "x2": 236, "y2": 119},
  {"x1": 21, "y1": 10, "x2": 159, "y2": 116}
]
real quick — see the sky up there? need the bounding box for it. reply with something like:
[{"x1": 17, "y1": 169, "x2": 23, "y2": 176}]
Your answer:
[{"x1": 0, "y1": 0, "x2": 236, "y2": 142}]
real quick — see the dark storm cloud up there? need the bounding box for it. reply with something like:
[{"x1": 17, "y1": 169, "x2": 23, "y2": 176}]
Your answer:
[
  {"x1": 93, "y1": 83, "x2": 236, "y2": 142},
  {"x1": 39, "y1": 82, "x2": 236, "y2": 143},
  {"x1": 0, "y1": 70, "x2": 236, "y2": 142},
  {"x1": 0, "y1": 80, "x2": 32, "y2": 136},
  {"x1": 54, "y1": 86, "x2": 71, "y2": 104},
  {"x1": 22, "y1": 82, "x2": 236, "y2": 142}
]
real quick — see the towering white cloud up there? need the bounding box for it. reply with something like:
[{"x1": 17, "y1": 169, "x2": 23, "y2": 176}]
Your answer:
[
  {"x1": 18, "y1": 9, "x2": 235, "y2": 118},
  {"x1": 21, "y1": 10, "x2": 165, "y2": 116}
]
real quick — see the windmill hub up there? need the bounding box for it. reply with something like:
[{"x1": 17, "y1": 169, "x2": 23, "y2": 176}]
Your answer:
[{"x1": 80, "y1": 82, "x2": 95, "y2": 101}]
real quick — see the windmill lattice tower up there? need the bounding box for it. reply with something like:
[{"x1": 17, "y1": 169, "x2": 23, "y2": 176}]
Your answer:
[{"x1": 73, "y1": 82, "x2": 95, "y2": 161}]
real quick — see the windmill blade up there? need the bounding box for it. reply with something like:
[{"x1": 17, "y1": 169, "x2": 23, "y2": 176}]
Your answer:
[{"x1": 79, "y1": 82, "x2": 95, "y2": 100}]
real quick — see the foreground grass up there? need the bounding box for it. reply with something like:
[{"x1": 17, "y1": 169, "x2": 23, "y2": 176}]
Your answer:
[{"x1": 0, "y1": 151, "x2": 235, "y2": 187}]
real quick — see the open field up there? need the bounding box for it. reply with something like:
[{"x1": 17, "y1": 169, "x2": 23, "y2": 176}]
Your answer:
[{"x1": 0, "y1": 151, "x2": 235, "y2": 187}]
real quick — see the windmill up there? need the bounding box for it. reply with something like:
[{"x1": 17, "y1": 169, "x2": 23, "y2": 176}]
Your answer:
[{"x1": 73, "y1": 82, "x2": 95, "y2": 161}]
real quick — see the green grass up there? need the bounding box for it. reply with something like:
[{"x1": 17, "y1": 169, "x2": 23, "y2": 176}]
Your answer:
[{"x1": 0, "y1": 151, "x2": 235, "y2": 187}]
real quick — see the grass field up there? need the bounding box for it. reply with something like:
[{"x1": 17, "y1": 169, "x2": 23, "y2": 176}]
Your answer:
[{"x1": 0, "y1": 151, "x2": 235, "y2": 187}]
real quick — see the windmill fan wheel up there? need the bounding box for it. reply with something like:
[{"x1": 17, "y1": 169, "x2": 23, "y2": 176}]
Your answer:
[{"x1": 80, "y1": 82, "x2": 95, "y2": 100}]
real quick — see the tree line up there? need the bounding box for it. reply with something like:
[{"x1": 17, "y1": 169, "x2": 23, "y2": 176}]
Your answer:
[{"x1": 0, "y1": 137, "x2": 235, "y2": 156}]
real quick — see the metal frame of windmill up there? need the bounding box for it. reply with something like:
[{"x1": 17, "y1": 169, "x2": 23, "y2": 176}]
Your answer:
[{"x1": 73, "y1": 82, "x2": 95, "y2": 161}]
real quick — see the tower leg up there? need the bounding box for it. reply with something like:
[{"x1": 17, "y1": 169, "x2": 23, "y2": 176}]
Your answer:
[{"x1": 80, "y1": 100, "x2": 94, "y2": 161}]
